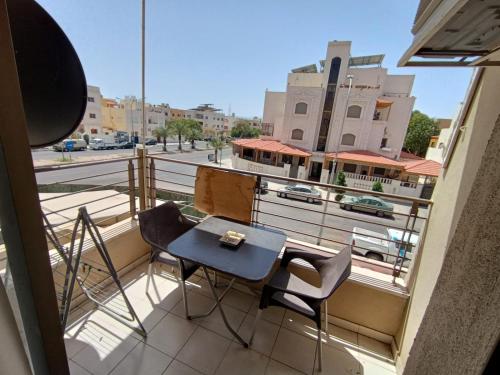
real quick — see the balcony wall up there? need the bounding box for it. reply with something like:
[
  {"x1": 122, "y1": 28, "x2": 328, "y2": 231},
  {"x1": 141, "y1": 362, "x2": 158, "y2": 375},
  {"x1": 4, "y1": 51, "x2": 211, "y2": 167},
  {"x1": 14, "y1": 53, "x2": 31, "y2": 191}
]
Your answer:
[
  {"x1": 343, "y1": 172, "x2": 423, "y2": 197},
  {"x1": 232, "y1": 154, "x2": 291, "y2": 177}
]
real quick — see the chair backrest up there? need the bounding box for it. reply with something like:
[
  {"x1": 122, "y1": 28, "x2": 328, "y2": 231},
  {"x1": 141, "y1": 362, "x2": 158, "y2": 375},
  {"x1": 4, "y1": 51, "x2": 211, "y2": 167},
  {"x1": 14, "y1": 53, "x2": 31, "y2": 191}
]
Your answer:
[
  {"x1": 318, "y1": 245, "x2": 352, "y2": 299},
  {"x1": 138, "y1": 201, "x2": 194, "y2": 250},
  {"x1": 194, "y1": 166, "x2": 256, "y2": 224}
]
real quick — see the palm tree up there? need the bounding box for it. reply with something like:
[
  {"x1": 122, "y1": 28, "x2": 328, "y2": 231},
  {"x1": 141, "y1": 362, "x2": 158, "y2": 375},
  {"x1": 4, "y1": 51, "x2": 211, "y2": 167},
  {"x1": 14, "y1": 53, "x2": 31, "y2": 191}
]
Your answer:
[
  {"x1": 165, "y1": 119, "x2": 201, "y2": 151},
  {"x1": 185, "y1": 121, "x2": 203, "y2": 149},
  {"x1": 153, "y1": 126, "x2": 169, "y2": 151},
  {"x1": 209, "y1": 136, "x2": 225, "y2": 164}
]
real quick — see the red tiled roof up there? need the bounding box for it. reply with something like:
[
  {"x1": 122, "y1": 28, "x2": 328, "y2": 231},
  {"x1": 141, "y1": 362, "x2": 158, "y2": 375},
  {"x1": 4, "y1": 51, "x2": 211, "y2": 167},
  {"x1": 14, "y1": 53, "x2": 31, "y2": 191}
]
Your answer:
[
  {"x1": 399, "y1": 151, "x2": 423, "y2": 160},
  {"x1": 325, "y1": 150, "x2": 404, "y2": 168},
  {"x1": 232, "y1": 139, "x2": 311, "y2": 157},
  {"x1": 403, "y1": 159, "x2": 441, "y2": 177}
]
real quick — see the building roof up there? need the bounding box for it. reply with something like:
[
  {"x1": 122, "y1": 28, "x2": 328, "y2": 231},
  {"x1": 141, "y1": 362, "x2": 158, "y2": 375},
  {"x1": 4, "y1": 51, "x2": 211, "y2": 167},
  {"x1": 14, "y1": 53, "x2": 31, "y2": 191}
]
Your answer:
[
  {"x1": 326, "y1": 150, "x2": 404, "y2": 168},
  {"x1": 399, "y1": 151, "x2": 423, "y2": 160},
  {"x1": 403, "y1": 159, "x2": 441, "y2": 177},
  {"x1": 232, "y1": 139, "x2": 311, "y2": 157}
]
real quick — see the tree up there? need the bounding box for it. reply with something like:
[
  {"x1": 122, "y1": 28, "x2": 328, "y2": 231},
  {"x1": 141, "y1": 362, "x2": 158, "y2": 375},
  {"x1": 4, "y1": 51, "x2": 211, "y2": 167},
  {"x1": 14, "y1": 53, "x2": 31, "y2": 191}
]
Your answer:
[
  {"x1": 153, "y1": 126, "x2": 169, "y2": 151},
  {"x1": 209, "y1": 136, "x2": 225, "y2": 164},
  {"x1": 334, "y1": 171, "x2": 347, "y2": 200},
  {"x1": 403, "y1": 110, "x2": 440, "y2": 156},
  {"x1": 165, "y1": 119, "x2": 200, "y2": 151},
  {"x1": 372, "y1": 181, "x2": 384, "y2": 193},
  {"x1": 185, "y1": 121, "x2": 203, "y2": 149},
  {"x1": 230, "y1": 120, "x2": 260, "y2": 138}
]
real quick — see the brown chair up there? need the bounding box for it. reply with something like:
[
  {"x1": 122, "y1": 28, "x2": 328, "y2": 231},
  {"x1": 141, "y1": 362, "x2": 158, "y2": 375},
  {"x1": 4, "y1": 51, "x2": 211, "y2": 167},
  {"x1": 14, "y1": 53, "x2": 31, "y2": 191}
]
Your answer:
[
  {"x1": 138, "y1": 202, "x2": 199, "y2": 318},
  {"x1": 250, "y1": 245, "x2": 352, "y2": 371}
]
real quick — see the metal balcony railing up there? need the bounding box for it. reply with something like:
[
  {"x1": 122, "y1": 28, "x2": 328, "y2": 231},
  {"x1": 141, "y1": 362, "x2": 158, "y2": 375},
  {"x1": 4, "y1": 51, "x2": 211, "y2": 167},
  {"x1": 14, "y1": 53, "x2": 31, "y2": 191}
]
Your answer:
[{"x1": 32, "y1": 153, "x2": 432, "y2": 279}]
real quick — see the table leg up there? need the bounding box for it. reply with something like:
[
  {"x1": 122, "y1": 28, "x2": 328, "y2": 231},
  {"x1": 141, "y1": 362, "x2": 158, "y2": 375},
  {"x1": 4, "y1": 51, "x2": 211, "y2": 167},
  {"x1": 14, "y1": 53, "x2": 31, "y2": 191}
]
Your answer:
[{"x1": 202, "y1": 267, "x2": 249, "y2": 348}]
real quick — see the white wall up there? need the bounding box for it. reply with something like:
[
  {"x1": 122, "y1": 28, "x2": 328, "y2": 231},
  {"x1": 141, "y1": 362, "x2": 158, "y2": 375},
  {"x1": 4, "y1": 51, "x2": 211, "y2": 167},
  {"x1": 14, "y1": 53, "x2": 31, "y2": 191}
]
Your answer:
[
  {"x1": 396, "y1": 68, "x2": 500, "y2": 373},
  {"x1": 425, "y1": 127, "x2": 452, "y2": 163},
  {"x1": 80, "y1": 85, "x2": 103, "y2": 135},
  {"x1": 262, "y1": 91, "x2": 286, "y2": 138},
  {"x1": 232, "y1": 154, "x2": 290, "y2": 177}
]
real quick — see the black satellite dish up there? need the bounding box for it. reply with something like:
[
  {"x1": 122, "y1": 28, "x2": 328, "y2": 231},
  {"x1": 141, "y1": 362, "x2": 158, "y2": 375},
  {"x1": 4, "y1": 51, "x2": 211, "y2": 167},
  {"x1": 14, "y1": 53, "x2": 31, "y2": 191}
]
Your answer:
[{"x1": 7, "y1": 0, "x2": 87, "y2": 148}]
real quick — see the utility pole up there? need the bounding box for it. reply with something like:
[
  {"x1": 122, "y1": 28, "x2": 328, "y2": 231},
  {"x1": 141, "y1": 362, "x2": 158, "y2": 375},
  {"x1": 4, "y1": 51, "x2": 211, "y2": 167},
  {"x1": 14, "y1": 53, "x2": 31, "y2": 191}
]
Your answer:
[{"x1": 317, "y1": 75, "x2": 353, "y2": 246}]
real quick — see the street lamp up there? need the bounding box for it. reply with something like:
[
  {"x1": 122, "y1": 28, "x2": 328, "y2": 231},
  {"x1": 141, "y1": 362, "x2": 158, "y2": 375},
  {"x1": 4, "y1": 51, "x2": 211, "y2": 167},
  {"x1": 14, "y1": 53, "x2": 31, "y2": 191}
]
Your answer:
[{"x1": 317, "y1": 74, "x2": 354, "y2": 245}]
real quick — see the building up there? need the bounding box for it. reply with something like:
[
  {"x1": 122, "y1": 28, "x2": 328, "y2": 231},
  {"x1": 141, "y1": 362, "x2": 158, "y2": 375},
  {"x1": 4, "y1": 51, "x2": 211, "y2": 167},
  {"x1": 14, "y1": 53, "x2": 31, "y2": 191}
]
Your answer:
[
  {"x1": 224, "y1": 114, "x2": 262, "y2": 135},
  {"x1": 77, "y1": 85, "x2": 103, "y2": 136},
  {"x1": 184, "y1": 104, "x2": 225, "y2": 135},
  {"x1": 426, "y1": 118, "x2": 453, "y2": 163},
  {"x1": 232, "y1": 41, "x2": 440, "y2": 197},
  {"x1": 119, "y1": 97, "x2": 170, "y2": 139}
]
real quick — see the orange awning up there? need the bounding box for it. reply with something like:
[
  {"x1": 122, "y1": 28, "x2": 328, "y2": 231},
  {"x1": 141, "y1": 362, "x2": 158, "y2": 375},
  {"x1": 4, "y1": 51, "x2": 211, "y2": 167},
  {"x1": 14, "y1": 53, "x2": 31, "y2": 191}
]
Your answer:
[
  {"x1": 232, "y1": 139, "x2": 311, "y2": 157},
  {"x1": 376, "y1": 99, "x2": 393, "y2": 108}
]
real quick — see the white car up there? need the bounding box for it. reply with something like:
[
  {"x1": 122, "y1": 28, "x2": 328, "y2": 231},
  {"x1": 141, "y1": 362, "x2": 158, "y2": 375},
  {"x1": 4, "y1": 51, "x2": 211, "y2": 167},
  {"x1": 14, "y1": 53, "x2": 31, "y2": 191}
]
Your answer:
[
  {"x1": 351, "y1": 227, "x2": 418, "y2": 266},
  {"x1": 277, "y1": 184, "x2": 322, "y2": 204},
  {"x1": 53, "y1": 139, "x2": 87, "y2": 151}
]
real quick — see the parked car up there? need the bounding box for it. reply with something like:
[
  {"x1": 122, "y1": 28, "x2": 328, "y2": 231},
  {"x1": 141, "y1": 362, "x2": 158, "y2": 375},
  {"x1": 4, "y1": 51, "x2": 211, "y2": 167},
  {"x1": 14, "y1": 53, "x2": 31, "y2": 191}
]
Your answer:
[
  {"x1": 53, "y1": 139, "x2": 87, "y2": 151},
  {"x1": 144, "y1": 139, "x2": 157, "y2": 145},
  {"x1": 277, "y1": 184, "x2": 322, "y2": 204},
  {"x1": 118, "y1": 142, "x2": 135, "y2": 149},
  {"x1": 339, "y1": 195, "x2": 393, "y2": 217},
  {"x1": 89, "y1": 138, "x2": 120, "y2": 150},
  {"x1": 257, "y1": 180, "x2": 268, "y2": 194},
  {"x1": 351, "y1": 227, "x2": 418, "y2": 266}
]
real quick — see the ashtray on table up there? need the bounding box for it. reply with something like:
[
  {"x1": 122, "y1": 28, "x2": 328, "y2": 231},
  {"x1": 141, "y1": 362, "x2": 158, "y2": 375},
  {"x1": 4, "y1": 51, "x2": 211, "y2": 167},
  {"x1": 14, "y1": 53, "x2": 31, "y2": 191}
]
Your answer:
[{"x1": 219, "y1": 231, "x2": 246, "y2": 248}]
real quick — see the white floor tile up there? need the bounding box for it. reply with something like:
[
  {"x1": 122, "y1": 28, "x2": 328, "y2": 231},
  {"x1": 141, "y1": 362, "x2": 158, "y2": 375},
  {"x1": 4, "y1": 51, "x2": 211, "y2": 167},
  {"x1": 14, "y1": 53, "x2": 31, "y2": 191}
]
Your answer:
[
  {"x1": 164, "y1": 360, "x2": 204, "y2": 375},
  {"x1": 238, "y1": 313, "x2": 280, "y2": 356},
  {"x1": 215, "y1": 342, "x2": 269, "y2": 375},
  {"x1": 176, "y1": 327, "x2": 231, "y2": 375},
  {"x1": 271, "y1": 328, "x2": 317, "y2": 375},
  {"x1": 145, "y1": 313, "x2": 197, "y2": 357},
  {"x1": 109, "y1": 342, "x2": 172, "y2": 375}
]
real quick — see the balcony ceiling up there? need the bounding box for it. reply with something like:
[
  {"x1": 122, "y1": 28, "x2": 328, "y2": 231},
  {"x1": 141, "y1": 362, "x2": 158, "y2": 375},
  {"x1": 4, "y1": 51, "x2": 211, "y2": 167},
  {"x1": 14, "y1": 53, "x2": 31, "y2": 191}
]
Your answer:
[{"x1": 399, "y1": 0, "x2": 500, "y2": 67}]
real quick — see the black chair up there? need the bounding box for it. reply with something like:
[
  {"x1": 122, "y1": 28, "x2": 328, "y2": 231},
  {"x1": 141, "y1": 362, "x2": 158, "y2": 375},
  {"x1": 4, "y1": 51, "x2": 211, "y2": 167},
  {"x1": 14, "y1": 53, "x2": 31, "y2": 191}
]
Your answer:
[
  {"x1": 250, "y1": 245, "x2": 352, "y2": 371},
  {"x1": 138, "y1": 202, "x2": 199, "y2": 318}
]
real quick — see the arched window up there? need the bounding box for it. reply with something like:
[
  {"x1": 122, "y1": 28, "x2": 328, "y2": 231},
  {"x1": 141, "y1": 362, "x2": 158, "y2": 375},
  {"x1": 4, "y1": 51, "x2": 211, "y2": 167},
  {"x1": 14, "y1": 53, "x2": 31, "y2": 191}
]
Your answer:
[
  {"x1": 294, "y1": 102, "x2": 308, "y2": 115},
  {"x1": 347, "y1": 105, "x2": 362, "y2": 118},
  {"x1": 291, "y1": 129, "x2": 304, "y2": 140},
  {"x1": 341, "y1": 133, "x2": 356, "y2": 146}
]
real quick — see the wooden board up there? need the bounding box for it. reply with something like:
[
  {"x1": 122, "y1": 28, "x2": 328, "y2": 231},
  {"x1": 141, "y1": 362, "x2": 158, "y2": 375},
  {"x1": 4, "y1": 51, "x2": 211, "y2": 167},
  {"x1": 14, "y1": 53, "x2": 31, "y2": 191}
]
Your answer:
[{"x1": 194, "y1": 166, "x2": 256, "y2": 224}]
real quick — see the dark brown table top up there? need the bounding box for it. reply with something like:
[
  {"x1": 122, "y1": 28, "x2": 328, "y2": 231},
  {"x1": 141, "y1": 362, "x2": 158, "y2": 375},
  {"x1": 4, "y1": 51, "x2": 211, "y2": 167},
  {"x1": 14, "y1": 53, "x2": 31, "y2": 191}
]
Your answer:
[{"x1": 168, "y1": 217, "x2": 287, "y2": 282}]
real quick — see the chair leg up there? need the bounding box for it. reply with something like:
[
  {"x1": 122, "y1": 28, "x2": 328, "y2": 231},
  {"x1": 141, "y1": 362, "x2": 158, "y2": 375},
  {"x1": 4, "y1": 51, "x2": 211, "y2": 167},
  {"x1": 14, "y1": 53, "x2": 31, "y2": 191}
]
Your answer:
[
  {"x1": 249, "y1": 308, "x2": 263, "y2": 346},
  {"x1": 177, "y1": 259, "x2": 189, "y2": 319},
  {"x1": 145, "y1": 262, "x2": 153, "y2": 292},
  {"x1": 324, "y1": 300, "x2": 329, "y2": 335},
  {"x1": 317, "y1": 324, "x2": 323, "y2": 372}
]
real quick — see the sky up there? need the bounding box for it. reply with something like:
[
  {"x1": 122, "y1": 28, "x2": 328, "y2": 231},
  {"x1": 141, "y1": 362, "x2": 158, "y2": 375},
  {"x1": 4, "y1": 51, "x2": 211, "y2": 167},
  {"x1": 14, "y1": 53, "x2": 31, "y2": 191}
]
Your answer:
[{"x1": 37, "y1": 0, "x2": 472, "y2": 119}]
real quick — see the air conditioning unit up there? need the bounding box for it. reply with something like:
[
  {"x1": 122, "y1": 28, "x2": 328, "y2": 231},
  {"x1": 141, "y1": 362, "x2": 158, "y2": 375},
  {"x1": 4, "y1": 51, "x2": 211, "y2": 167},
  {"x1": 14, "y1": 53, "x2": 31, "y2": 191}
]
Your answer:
[{"x1": 380, "y1": 147, "x2": 392, "y2": 152}]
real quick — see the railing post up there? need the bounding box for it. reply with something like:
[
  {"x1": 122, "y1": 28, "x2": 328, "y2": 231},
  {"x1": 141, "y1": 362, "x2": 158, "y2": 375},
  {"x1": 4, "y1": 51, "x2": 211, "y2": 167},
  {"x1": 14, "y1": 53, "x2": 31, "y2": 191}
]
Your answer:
[
  {"x1": 137, "y1": 148, "x2": 147, "y2": 211},
  {"x1": 392, "y1": 200, "x2": 419, "y2": 279},
  {"x1": 128, "y1": 160, "x2": 136, "y2": 216},
  {"x1": 149, "y1": 158, "x2": 156, "y2": 208}
]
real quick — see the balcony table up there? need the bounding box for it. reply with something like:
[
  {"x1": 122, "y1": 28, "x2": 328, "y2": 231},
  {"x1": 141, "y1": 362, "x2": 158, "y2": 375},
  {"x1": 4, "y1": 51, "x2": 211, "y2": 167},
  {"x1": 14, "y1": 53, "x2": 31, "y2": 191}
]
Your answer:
[{"x1": 168, "y1": 216, "x2": 286, "y2": 347}]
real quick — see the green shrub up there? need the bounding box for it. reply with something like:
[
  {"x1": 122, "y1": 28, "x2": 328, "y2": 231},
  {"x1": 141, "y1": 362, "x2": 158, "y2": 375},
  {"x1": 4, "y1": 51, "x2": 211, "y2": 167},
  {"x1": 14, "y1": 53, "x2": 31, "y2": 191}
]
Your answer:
[
  {"x1": 334, "y1": 171, "x2": 347, "y2": 194},
  {"x1": 372, "y1": 181, "x2": 384, "y2": 193},
  {"x1": 334, "y1": 194, "x2": 344, "y2": 201}
]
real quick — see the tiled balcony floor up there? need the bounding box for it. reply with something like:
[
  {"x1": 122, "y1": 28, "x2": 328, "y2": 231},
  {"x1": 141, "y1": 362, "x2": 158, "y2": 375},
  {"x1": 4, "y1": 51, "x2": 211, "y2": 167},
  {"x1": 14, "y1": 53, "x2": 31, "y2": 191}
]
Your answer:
[{"x1": 64, "y1": 262, "x2": 396, "y2": 375}]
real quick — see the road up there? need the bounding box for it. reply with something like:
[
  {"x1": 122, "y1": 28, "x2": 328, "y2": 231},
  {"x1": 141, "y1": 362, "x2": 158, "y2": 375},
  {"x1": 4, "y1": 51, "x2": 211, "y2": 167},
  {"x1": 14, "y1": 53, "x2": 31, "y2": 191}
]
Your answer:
[{"x1": 34, "y1": 147, "x2": 425, "y2": 262}]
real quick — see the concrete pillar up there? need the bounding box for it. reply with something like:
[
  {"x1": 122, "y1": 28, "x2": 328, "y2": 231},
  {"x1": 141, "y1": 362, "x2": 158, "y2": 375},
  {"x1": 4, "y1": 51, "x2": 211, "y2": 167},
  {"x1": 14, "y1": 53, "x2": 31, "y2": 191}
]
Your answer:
[
  {"x1": 284, "y1": 163, "x2": 291, "y2": 177},
  {"x1": 320, "y1": 168, "x2": 330, "y2": 184},
  {"x1": 297, "y1": 165, "x2": 307, "y2": 180}
]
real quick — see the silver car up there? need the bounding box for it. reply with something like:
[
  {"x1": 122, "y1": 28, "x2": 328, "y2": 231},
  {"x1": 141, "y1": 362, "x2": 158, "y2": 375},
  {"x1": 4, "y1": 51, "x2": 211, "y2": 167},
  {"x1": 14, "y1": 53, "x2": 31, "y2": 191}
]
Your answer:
[{"x1": 277, "y1": 184, "x2": 322, "y2": 204}]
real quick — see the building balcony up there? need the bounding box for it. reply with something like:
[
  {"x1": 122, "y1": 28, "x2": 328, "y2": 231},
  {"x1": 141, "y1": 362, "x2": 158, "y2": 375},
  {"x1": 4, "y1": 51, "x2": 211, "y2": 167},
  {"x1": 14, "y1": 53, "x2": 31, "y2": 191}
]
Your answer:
[{"x1": 0, "y1": 154, "x2": 430, "y2": 374}]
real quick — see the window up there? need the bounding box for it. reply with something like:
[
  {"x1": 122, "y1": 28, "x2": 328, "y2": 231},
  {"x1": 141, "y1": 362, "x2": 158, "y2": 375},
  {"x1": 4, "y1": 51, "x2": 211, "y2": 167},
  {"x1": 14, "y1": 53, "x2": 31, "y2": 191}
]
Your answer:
[
  {"x1": 373, "y1": 167, "x2": 386, "y2": 176},
  {"x1": 262, "y1": 151, "x2": 271, "y2": 159},
  {"x1": 291, "y1": 129, "x2": 304, "y2": 140},
  {"x1": 90, "y1": 128, "x2": 98, "y2": 134},
  {"x1": 380, "y1": 138, "x2": 388, "y2": 148},
  {"x1": 341, "y1": 133, "x2": 356, "y2": 146},
  {"x1": 342, "y1": 163, "x2": 357, "y2": 173},
  {"x1": 89, "y1": 113, "x2": 96, "y2": 119},
  {"x1": 87, "y1": 97, "x2": 94, "y2": 102},
  {"x1": 347, "y1": 105, "x2": 362, "y2": 118},
  {"x1": 294, "y1": 102, "x2": 308, "y2": 115},
  {"x1": 281, "y1": 154, "x2": 292, "y2": 164}
]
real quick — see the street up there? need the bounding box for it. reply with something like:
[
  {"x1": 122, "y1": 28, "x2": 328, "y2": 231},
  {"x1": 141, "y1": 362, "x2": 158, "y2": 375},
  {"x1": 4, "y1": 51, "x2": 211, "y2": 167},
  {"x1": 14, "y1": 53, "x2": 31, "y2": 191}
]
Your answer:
[{"x1": 34, "y1": 147, "x2": 425, "y2": 261}]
